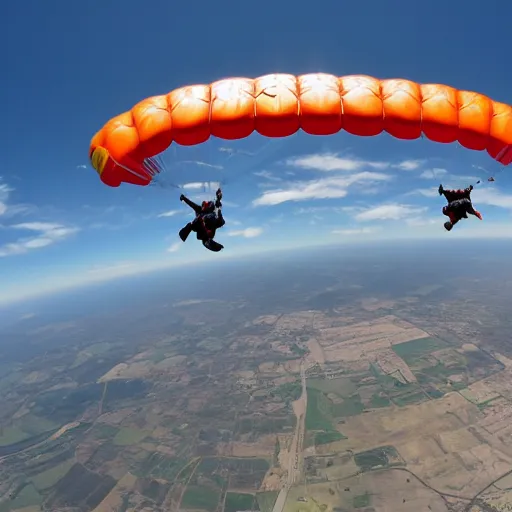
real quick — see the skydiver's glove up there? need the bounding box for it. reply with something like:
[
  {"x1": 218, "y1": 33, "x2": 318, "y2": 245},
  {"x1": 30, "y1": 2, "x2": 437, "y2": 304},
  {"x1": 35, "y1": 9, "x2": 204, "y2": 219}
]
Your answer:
[
  {"x1": 216, "y1": 188, "x2": 222, "y2": 200},
  {"x1": 469, "y1": 185, "x2": 474, "y2": 191},
  {"x1": 438, "y1": 184, "x2": 444, "y2": 196},
  {"x1": 180, "y1": 194, "x2": 185, "y2": 201}
]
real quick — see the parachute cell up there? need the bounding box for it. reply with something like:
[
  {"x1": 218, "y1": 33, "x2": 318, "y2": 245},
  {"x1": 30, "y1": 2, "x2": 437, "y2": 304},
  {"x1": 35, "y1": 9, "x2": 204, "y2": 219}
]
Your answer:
[{"x1": 89, "y1": 73, "x2": 512, "y2": 187}]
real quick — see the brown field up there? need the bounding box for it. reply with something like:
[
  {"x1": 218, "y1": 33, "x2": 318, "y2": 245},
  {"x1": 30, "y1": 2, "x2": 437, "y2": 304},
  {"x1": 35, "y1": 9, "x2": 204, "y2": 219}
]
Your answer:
[
  {"x1": 98, "y1": 354, "x2": 186, "y2": 382},
  {"x1": 216, "y1": 434, "x2": 277, "y2": 457},
  {"x1": 482, "y1": 489, "x2": 512, "y2": 511},
  {"x1": 283, "y1": 359, "x2": 302, "y2": 374},
  {"x1": 374, "y1": 349, "x2": 416, "y2": 383},
  {"x1": 479, "y1": 367, "x2": 512, "y2": 401},
  {"x1": 317, "y1": 316, "x2": 430, "y2": 363},
  {"x1": 314, "y1": 314, "x2": 358, "y2": 328},
  {"x1": 313, "y1": 389, "x2": 512, "y2": 497},
  {"x1": 48, "y1": 421, "x2": 80, "y2": 441},
  {"x1": 98, "y1": 361, "x2": 152, "y2": 381},
  {"x1": 477, "y1": 399, "x2": 512, "y2": 436},
  {"x1": 258, "y1": 361, "x2": 285, "y2": 375},
  {"x1": 97, "y1": 408, "x2": 135, "y2": 425},
  {"x1": 274, "y1": 312, "x2": 316, "y2": 330},
  {"x1": 494, "y1": 472, "x2": 512, "y2": 490},
  {"x1": 491, "y1": 351, "x2": 512, "y2": 368},
  {"x1": 316, "y1": 392, "x2": 479, "y2": 452},
  {"x1": 460, "y1": 380, "x2": 501, "y2": 405},
  {"x1": 409, "y1": 442, "x2": 512, "y2": 496},
  {"x1": 307, "y1": 338, "x2": 325, "y2": 365},
  {"x1": 342, "y1": 470, "x2": 449, "y2": 512},
  {"x1": 361, "y1": 298, "x2": 397, "y2": 311},
  {"x1": 91, "y1": 472, "x2": 137, "y2": 512},
  {"x1": 289, "y1": 469, "x2": 449, "y2": 512},
  {"x1": 22, "y1": 371, "x2": 50, "y2": 384},
  {"x1": 261, "y1": 467, "x2": 284, "y2": 491}
]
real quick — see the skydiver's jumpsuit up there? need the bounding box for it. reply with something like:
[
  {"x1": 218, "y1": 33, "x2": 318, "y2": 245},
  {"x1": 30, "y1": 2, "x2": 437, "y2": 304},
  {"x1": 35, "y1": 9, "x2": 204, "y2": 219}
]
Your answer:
[
  {"x1": 180, "y1": 195, "x2": 225, "y2": 249},
  {"x1": 441, "y1": 187, "x2": 482, "y2": 226}
]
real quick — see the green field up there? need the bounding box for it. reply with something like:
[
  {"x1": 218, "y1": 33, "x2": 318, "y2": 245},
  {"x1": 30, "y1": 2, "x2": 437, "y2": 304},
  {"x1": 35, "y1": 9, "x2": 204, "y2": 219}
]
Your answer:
[
  {"x1": 392, "y1": 391, "x2": 428, "y2": 407},
  {"x1": 113, "y1": 427, "x2": 149, "y2": 446},
  {"x1": 273, "y1": 381, "x2": 302, "y2": 402},
  {"x1": 139, "y1": 453, "x2": 189, "y2": 480},
  {"x1": 307, "y1": 377, "x2": 356, "y2": 396},
  {"x1": 392, "y1": 337, "x2": 448, "y2": 363},
  {"x1": 306, "y1": 388, "x2": 334, "y2": 431},
  {"x1": 90, "y1": 423, "x2": 119, "y2": 440},
  {"x1": 314, "y1": 430, "x2": 346, "y2": 446},
  {"x1": 182, "y1": 485, "x2": 220, "y2": 511},
  {"x1": 354, "y1": 446, "x2": 399, "y2": 472},
  {"x1": 0, "y1": 426, "x2": 29, "y2": 446},
  {"x1": 331, "y1": 394, "x2": 364, "y2": 417},
  {"x1": 0, "y1": 483, "x2": 42, "y2": 512},
  {"x1": 256, "y1": 491, "x2": 279, "y2": 512},
  {"x1": 225, "y1": 492, "x2": 258, "y2": 512},
  {"x1": 353, "y1": 492, "x2": 371, "y2": 508},
  {"x1": 31, "y1": 458, "x2": 75, "y2": 490},
  {"x1": 306, "y1": 386, "x2": 365, "y2": 431},
  {"x1": 368, "y1": 393, "x2": 391, "y2": 408}
]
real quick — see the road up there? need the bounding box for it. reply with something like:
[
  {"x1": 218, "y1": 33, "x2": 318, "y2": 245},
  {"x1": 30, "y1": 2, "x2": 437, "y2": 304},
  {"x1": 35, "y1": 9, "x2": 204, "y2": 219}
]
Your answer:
[{"x1": 272, "y1": 359, "x2": 308, "y2": 512}]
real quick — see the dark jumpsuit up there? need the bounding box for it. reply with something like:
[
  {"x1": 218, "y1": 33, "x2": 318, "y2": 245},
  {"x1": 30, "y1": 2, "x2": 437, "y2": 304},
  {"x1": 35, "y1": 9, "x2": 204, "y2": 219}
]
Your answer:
[
  {"x1": 441, "y1": 187, "x2": 480, "y2": 224},
  {"x1": 180, "y1": 195, "x2": 225, "y2": 243}
]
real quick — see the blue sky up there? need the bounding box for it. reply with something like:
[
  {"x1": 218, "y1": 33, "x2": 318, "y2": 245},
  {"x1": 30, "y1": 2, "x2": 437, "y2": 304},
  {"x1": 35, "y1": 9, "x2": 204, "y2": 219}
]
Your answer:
[{"x1": 2, "y1": 0, "x2": 512, "y2": 305}]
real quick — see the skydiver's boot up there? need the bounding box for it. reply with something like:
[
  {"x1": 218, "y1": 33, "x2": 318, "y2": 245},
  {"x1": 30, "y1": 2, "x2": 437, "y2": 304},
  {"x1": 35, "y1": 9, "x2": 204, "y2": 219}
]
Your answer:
[
  {"x1": 444, "y1": 221, "x2": 453, "y2": 231},
  {"x1": 202, "y1": 239, "x2": 224, "y2": 252},
  {"x1": 179, "y1": 223, "x2": 193, "y2": 242}
]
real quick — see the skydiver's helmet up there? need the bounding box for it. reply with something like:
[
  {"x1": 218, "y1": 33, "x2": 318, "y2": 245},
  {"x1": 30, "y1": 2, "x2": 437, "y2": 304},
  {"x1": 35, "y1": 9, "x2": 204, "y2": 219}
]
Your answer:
[
  {"x1": 202, "y1": 201, "x2": 215, "y2": 213},
  {"x1": 444, "y1": 221, "x2": 453, "y2": 231}
]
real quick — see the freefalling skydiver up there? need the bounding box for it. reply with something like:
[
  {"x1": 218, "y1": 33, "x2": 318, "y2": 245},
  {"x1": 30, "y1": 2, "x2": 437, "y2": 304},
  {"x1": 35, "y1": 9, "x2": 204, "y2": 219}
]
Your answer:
[
  {"x1": 438, "y1": 184, "x2": 482, "y2": 231},
  {"x1": 178, "y1": 188, "x2": 225, "y2": 252}
]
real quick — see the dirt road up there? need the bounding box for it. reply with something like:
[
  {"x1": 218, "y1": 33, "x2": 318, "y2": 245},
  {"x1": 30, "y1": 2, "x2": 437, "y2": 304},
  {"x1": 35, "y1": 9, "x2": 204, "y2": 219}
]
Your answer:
[{"x1": 272, "y1": 359, "x2": 308, "y2": 512}]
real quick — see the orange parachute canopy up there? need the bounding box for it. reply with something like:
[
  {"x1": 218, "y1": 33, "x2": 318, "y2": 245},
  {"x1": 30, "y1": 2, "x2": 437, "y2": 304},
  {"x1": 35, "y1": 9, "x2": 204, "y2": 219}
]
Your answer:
[{"x1": 89, "y1": 73, "x2": 512, "y2": 187}]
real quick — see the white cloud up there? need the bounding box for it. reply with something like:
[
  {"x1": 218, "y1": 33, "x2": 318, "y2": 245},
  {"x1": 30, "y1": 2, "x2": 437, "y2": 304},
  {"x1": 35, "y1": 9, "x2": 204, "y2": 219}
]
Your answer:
[
  {"x1": 407, "y1": 188, "x2": 439, "y2": 198},
  {"x1": 253, "y1": 172, "x2": 391, "y2": 206},
  {"x1": 355, "y1": 204, "x2": 428, "y2": 222},
  {"x1": 0, "y1": 183, "x2": 13, "y2": 216},
  {"x1": 286, "y1": 153, "x2": 390, "y2": 172},
  {"x1": 227, "y1": 227, "x2": 263, "y2": 238},
  {"x1": 157, "y1": 210, "x2": 180, "y2": 218},
  {"x1": 420, "y1": 168, "x2": 447, "y2": 179},
  {"x1": 332, "y1": 227, "x2": 379, "y2": 235},
  {"x1": 219, "y1": 147, "x2": 255, "y2": 157},
  {"x1": 405, "y1": 217, "x2": 438, "y2": 227},
  {"x1": 395, "y1": 160, "x2": 424, "y2": 171},
  {"x1": 180, "y1": 160, "x2": 223, "y2": 170},
  {"x1": 286, "y1": 154, "x2": 425, "y2": 173},
  {"x1": 182, "y1": 181, "x2": 220, "y2": 191},
  {"x1": 254, "y1": 170, "x2": 282, "y2": 181},
  {"x1": 473, "y1": 188, "x2": 512, "y2": 210},
  {"x1": 76, "y1": 164, "x2": 87, "y2": 169},
  {"x1": 167, "y1": 242, "x2": 181, "y2": 253},
  {"x1": 0, "y1": 222, "x2": 79, "y2": 257}
]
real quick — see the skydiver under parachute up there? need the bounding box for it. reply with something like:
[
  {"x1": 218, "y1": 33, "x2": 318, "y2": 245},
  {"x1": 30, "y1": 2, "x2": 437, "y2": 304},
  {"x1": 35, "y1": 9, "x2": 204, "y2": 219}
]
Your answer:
[
  {"x1": 438, "y1": 184, "x2": 482, "y2": 231},
  {"x1": 178, "y1": 188, "x2": 225, "y2": 252}
]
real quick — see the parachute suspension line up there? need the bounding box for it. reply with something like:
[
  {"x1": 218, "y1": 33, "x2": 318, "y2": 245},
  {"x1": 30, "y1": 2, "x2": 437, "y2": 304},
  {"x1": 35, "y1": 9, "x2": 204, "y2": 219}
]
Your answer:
[
  {"x1": 453, "y1": 141, "x2": 499, "y2": 187},
  {"x1": 142, "y1": 154, "x2": 166, "y2": 177},
  {"x1": 108, "y1": 155, "x2": 151, "y2": 182}
]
